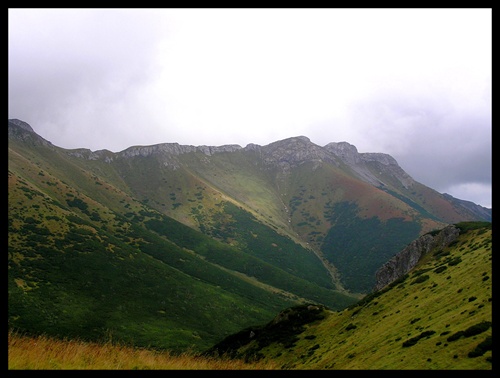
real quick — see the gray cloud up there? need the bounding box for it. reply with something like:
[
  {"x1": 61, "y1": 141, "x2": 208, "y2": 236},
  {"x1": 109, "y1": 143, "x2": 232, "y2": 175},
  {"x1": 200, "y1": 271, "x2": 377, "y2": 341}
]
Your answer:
[
  {"x1": 338, "y1": 89, "x2": 492, "y2": 207},
  {"x1": 9, "y1": 9, "x2": 168, "y2": 149}
]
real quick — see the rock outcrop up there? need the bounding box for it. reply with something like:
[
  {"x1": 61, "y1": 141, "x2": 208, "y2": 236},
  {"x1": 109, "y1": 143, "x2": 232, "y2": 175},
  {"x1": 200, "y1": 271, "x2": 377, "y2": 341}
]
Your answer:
[
  {"x1": 324, "y1": 141, "x2": 415, "y2": 188},
  {"x1": 260, "y1": 136, "x2": 339, "y2": 169},
  {"x1": 8, "y1": 119, "x2": 53, "y2": 148},
  {"x1": 373, "y1": 224, "x2": 460, "y2": 291},
  {"x1": 8, "y1": 118, "x2": 35, "y2": 132}
]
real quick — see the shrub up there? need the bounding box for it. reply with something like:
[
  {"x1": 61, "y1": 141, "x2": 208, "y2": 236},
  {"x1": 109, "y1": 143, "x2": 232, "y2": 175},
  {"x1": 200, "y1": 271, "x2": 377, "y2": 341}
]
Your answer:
[
  {"x1": 433, "y1": 266, "x2": 447, "y2": 274},
  {"x1": 468, "y1": 336, "x2": 492, "y2": 358},
  {"x1": 309, "y1": 344, "x2": 320, "y2": 351},
  {"x1": 463, "y1": 321, "x2": 491, "y2": 337},
  {"x1": 402, "y1": 330, "x2": 436, "y2": 347},
  {"x1": 345, "y1": 323, "x2": 357, "y2": 331},
  {"x1": 454, "y1": 221, "x2": 491, "y2": 233},
  {"x1": 66, "y1": 197, "x2": 89, "y2": 212},
  {"x1": 434, "y1": 250, "x2": 450, "y2": 258},
  {"x1": 411, "y1": 275, "x2": 429, "y2": 285},
  {"x1": 447, "y1": 257, "x2": 462, "y2": 266},
  {"x1": 447, "y1": 321, "x2": 491, "y2": 342}
]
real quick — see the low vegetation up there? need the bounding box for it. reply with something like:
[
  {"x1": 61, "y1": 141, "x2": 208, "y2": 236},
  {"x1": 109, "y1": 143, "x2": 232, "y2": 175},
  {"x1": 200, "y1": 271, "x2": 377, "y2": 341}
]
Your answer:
[
  {"x1": 8, "y1": 330, "x2": 278, "y2": 370},
  {"x1": 199, "y1": 222, "x2": 492, "y2": 370},
  {"x1": 8, "y1": 144, "x2": 358, "y2": 353}
]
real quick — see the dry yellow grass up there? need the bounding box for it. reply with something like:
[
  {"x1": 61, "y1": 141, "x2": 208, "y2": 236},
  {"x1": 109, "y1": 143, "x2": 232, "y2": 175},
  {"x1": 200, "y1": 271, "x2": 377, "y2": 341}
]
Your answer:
[{"x1": 8, "y1": 330, "x2": 280, "y2": 370}]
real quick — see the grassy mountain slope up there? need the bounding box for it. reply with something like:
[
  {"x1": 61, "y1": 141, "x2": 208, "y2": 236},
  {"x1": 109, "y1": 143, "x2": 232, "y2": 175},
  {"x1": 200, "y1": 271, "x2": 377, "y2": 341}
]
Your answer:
[
  {"x1": 204, "y1": 222, "x2": 492, "y2": 369},
  {"x1": 102, "y1": 135, "x2": 489, "y2": 293},
  {"x1": 8, "y1": 122, "x2": 358, "y2": 352},
  {"x1": 8, "y1": 166, "x2": 299, "y2": 352}
]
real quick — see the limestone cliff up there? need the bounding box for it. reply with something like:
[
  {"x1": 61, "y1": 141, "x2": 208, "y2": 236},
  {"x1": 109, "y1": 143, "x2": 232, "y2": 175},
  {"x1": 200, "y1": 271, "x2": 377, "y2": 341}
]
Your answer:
[{"x1": 373, "y1": 224, "x2": 460, "y2": 291}]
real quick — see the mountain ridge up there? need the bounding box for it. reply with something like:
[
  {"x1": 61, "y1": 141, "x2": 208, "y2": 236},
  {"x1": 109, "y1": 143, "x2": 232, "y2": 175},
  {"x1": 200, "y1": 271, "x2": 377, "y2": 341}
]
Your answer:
[{"x1": 9, "y1": 118, "x2": 490, "y2": 218}]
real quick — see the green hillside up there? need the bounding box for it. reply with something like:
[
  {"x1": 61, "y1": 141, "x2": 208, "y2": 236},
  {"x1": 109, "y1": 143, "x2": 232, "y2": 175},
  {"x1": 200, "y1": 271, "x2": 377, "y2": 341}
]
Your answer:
[
  {"x1": 104, "y1": 141, "x2": 448, "y2": 294},
  {"x1": 204, "y1": 222, "x2": 492, "y2": 369},
  {"x1": 8, "y1": 124, "x2": 358, "y2": 353}
]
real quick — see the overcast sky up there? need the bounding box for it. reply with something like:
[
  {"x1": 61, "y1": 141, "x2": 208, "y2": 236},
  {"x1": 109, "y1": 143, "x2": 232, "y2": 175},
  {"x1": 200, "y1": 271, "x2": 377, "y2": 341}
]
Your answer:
[{"x1": 8, "y1": 8, "x2": 492, "y2": 208}]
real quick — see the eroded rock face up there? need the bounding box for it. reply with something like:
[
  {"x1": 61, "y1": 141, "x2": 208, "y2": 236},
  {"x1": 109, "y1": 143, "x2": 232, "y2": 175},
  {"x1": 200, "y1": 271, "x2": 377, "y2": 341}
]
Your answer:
[
  {"x1": 324, "y1": 142, "x2": 415, "y2": 188},
  {"x1": 360, "y1": 152, "x2": 415, "y2": 189},
  {"x1": 260, "y1": 136, "x2": 337, "y2": 169},
  {"x1": 118, "y1": 143, "x2": 198, "y2": 158},
  {"x1": 373, "y1": 224, "x2": 460, "y2": 291},
  {"x1": 324, "y1": 141, "x2": 361, "y2": 166},
  {"x1": 8, "y1": 119, "x2": 35, "y2": 132}
]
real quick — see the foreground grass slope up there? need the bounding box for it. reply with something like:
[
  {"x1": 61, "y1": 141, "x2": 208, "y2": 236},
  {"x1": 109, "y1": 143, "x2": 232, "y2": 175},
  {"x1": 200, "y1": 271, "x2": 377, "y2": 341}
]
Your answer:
[
  {"x1": 204, "y1": 222, "x2": 492, "y2": 370},
  {"x1": 8, "y1": 331, "x2": 279, "y2": 370}
]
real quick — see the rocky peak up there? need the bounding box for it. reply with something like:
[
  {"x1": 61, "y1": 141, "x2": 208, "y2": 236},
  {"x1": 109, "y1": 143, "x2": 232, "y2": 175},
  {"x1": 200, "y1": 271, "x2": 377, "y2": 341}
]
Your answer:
[
  {"x1": 261, "y1": 136, "x2": 337, "y2": 169},
  {"x1": 360, "y1": 153, "x2": 415, "y2": 189},
  {"x1": 8, "y1": 119, "x2": 53, "y2": 148},
  {"x1": 66, "y1": 148, "x2": 115, "y2": 162},
  {"x1": 113, "y1": 142, "x2": 244, "y2": 170},
  {"x1": 360, "y1": 152, "x2": 398, "y2": 166},
  {"x1": 8, "y1": 119, "x2": 35, "y2": 133},
  {"x1": 118, "y1": 142, "x2": 243, "y2": 159},
  {"x1": 324, "y1": 142, "x2": 388, "y2": 186},
  {"x1": 196, "y1": 144, "x2": 242, "y2": 155},
  {"x1": 323, "y1": 140, "x2": 414, "y2": 189},
  {"x1": 243, "y1": 143, "x2": 262, "y2": 152},
  {"x1": 119, "y1": 143, "x2": 197, "y2": 158},
  {"x1": 264, "y1": 136, "x2": 313, "y2": 152},
  {"x1": 324, "y1": 141, "x2": 361, "y2": 165}
]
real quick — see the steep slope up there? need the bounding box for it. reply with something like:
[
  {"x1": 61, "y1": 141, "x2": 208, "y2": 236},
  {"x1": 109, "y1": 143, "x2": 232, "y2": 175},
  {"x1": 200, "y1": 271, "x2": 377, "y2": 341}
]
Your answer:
[{"x1": 203, "y1": 222, "x2": 492, "y2": 370}]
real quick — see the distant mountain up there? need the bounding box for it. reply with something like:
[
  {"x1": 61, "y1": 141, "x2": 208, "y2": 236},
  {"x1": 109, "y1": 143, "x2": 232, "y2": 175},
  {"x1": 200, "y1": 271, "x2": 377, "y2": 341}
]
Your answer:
[{"x1": 8, "y1": 119, "x2": 491, "y2": 353}]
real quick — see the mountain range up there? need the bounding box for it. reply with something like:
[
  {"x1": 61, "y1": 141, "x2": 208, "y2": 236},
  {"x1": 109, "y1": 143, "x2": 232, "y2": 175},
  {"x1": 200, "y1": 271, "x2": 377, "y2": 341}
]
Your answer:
[{"x1": 8, "y1": 118, "x2": 491, "y2": 356}]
